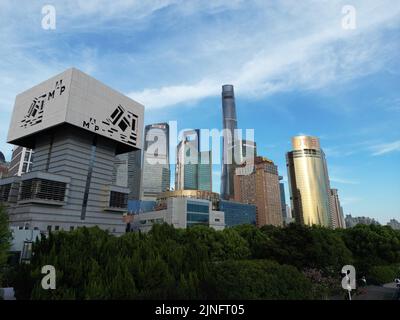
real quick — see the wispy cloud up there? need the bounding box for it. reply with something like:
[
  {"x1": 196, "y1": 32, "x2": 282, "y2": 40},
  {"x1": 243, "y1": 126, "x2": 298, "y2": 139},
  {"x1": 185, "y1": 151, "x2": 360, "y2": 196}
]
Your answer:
[
  {"x1": 371, "y1": 140, "x2": 400, "y2": 156},
  {"x1": 330, "y1": 176, "x2": 359, "y2": 185}
]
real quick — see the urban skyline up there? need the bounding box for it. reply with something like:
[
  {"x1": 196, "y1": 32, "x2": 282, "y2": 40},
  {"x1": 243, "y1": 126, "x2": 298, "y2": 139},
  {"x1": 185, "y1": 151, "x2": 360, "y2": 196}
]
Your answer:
[{"x1": 0, "y1": 1, "x2": 399, "y2": 224}]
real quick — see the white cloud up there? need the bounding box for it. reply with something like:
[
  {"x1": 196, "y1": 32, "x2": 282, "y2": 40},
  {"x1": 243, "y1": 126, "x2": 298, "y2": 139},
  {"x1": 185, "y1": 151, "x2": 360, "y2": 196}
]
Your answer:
[
  {"x1": 330, "y1": 176, "x2": 359, "y2": 185},
  {"x1": 128, "y1": 80, "x2": 220, "y2": 109},
  {"x1": 371, "y1": 140, "x2": 400, "y2": 156},
  {"x1": 124, "y1": 0, "x2": 400, "y2": 109}
]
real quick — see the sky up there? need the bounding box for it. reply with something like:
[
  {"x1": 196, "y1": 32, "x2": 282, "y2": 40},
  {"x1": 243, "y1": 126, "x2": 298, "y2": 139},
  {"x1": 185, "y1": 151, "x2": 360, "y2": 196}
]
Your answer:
[{"x1": 0, "y1": 0, "x2": 399, "y2": 223}]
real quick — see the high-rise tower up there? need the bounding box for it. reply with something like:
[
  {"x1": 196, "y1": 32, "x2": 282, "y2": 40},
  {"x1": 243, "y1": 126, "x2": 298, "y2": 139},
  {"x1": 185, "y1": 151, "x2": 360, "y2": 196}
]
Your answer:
[
  {"x1": 286, "y1": 136, "x2": 332, "y2": 227},
  {"x1": 234, "y1": 156, "x2": 283, "y2": 227},
  {"x1": 141, "y1": 123, "x2": 170, "y2": 200},
  {"x1": 175, "y1": 129, "x2": 212, "y2": 192},
  {"x1": 221, "y1": 84, "x2": 239, "y2": 200}
]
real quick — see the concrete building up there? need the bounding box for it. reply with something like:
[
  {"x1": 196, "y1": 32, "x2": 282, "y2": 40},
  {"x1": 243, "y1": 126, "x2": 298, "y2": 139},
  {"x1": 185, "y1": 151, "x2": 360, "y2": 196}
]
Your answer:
[
  {"x1": 221, "y1": 84, "x2": 240, "y2": 200},
  {"x1": 234, "y1": 156, "x2": 283, "y2": 227},
  {"x1": 286, "y1": 136, "x2": 332, "y2": 227},
  {"x1": 132, "y1": 192, "x2": 224, "y2": 232},
  {"x1": 345, "y1": 214, "x2": 380, "y2": 228},
  {"x1": 141, "y1": 123, "x2": 170, "y2": 200},
  {"x1": 219, "y1": 200, "x2": 256, "y2": 227},
  {"x1": 387, "y1": 219, "x2": 400, "y2": 230},
  {"x1": 0, "y1": 151, "x2": 8, "y2": 178},
  {"x1": 330, "y1": 189, "x2": 346, "y2": 229},
  {"x1": 113, "y1": 149, "x2": 142, "y2": 200},
  {"x1": 9, "y1": 226, "x2": 42, "y2": 263},
  {"x1": 279, "y1": 176, "x2": 288, "y2": 220},
  {"x1": 0, "y1": 68, "x2": 144, "y2": 235},
  {"x1": 7, "y1": 147, "x2": 34, "y2": 177}
]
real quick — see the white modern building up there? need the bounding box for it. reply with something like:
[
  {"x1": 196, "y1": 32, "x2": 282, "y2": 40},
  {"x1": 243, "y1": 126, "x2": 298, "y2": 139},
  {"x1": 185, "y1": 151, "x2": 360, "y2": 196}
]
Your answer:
[
  {"x1": 0, "y1": 68, "x2": 144, "y2": 235},
  {"x1": 132, "y1": 197, "x2": 225, "y2": 232},
  {"x1": 7, "y1": 146, "x2": 34, "y2": 177}
]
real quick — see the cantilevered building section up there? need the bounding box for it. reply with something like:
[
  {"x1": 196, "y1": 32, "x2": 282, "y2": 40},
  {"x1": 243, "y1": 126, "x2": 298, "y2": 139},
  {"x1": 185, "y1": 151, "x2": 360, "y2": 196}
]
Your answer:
[
  {"x1": 286, "y1": 136, "x2": 332, "y2": 227},
  {"x1": 141, "y1": 123, "x2": 170, "y2": 200},
  {"x1": 221, "y1": 84, "x2": 239, "y2": 200},
  {"x1": 0, "y1": 68, "x2": 144, "y2": 235}
]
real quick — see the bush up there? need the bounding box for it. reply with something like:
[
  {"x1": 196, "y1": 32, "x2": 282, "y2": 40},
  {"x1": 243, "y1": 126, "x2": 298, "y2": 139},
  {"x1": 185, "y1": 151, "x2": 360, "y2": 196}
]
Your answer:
[
  {"x1": 204, "y1": 259, "x2": 314, "y2": 299},
  {"x1": 368, "y1": 265, "x2": 400, "y2": 285}
]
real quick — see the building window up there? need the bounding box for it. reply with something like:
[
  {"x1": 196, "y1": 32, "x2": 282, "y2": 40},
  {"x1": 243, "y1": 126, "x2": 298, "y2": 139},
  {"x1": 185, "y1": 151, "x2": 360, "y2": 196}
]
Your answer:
[
  {"x1": 20, "y1": 178, "x2": 66, "y2": 202},
  {"x1": 0, "y1": 184, "x2": 11, "y2": 202},
  {"x1": 187, "y1": 203, "x2": 209, "y2": 213},
  {"x1": 54, "y1": 226, "x2": 60, "y2": 231},
  {"x1": 70, "y1": 226, "x2": 74, "y2": 231},
  {"x1": 109, "y1": 191, "x2": 128, "y2": 209},
  {"x1": 47, "y1": 225, "x2": 52, "y2": 232}
]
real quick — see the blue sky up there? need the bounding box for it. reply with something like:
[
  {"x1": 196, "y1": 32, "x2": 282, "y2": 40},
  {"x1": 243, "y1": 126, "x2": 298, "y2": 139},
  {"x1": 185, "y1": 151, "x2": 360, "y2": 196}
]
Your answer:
[{"x1": 0, "y1": 0, "x2": 399, "y2": 223}]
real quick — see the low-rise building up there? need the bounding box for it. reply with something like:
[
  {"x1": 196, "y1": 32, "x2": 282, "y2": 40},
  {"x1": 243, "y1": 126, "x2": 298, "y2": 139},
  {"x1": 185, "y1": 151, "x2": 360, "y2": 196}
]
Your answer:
[{"x1": 132, "y1": 196, "x2": 224, "y2": 232}]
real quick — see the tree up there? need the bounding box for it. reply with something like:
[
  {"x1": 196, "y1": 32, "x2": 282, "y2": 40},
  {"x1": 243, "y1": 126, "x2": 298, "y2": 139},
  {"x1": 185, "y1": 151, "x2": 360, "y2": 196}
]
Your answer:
[
  {"x1": 0, "y1": 204, "x2": 11, "y2": 287},
  {"x1": 204, "y1": 259, "x2": 314, "y2": 299}
]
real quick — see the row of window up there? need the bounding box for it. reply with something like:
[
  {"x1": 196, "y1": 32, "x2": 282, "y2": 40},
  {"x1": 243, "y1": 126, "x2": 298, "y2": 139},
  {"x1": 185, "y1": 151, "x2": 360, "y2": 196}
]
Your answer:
[
  {"x1": 20, "y1": 178, "x2": 66, "y2": 202},
  {"x1": 109, "y1": 191, "x2": 128, "y2": 209},
  {"x1": 46, "y1": 225, "x2": 117, "y2": 233},
  {"x1": 0, "y1": 184, "x2": 11, "y2": 202},
  {"x1": 187, "y1": 203, "x2": 209, "y2": 213}
]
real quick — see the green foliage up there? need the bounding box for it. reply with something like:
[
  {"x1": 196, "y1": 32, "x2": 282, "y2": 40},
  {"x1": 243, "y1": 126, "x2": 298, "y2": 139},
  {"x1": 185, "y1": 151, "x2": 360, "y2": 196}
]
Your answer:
[
  {"x1": 204, "y1": 259, "x2": 314, "y2": 299},
  {"x1": 368, "y1": 265, "x2": 400, "y2": 285},
  {"x1": 340, "y1": 224, "x2": 400, "y2": 276},
  {"x1": 256, "y1": 224, "x2": 353, "y2": 275},
  {"x1": 0, "y1": 204, "x2": 11, "y2": 286},
  {"x1": 8, "y1": 222, "x2": 400, "y2": 300}
]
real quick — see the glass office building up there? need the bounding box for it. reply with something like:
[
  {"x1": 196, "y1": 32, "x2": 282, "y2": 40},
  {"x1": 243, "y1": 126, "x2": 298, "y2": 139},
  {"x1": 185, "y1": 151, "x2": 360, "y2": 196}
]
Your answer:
[
  {"x1": 142, "y1": 123, "x2": 170, "y2": 200},
  {"x1": 219, "y1": 200, "x2": 256, "y2": 227},
  {"x1": 186, "y1": 200, "x2": 210, "y2": 227}
]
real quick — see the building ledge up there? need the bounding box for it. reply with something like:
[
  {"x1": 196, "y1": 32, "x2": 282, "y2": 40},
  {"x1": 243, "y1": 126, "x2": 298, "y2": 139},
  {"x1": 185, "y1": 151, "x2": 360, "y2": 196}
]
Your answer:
[{"x1": 17, "y1": 199, "x2": 66, "y2": 206}]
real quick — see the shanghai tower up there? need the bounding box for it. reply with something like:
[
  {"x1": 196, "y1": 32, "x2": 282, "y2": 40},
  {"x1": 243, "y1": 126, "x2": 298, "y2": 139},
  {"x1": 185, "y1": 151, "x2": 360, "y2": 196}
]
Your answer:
[{"x1": 221, "y1": 84, "x2": 239, "y2": 200}]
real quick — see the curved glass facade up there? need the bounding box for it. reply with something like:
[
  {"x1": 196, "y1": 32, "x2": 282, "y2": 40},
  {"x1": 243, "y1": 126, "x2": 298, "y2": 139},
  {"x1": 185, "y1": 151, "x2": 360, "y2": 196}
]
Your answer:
[{"x1": 286, "y1": 136, "x2": 332, "y2": 227}]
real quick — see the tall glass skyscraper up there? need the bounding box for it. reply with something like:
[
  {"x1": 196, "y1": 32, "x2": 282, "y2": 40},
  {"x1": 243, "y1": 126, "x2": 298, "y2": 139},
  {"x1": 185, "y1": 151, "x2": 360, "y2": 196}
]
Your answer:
[
  {"x1": 198, "y1": 151, "x2": 212, "y2": 191},
  {"x1": 286, "y1": 136, "x2": 332, "y2": 227},
  {"x1": 176, "y1": 130, "x2": 199, "y2": 190},
  {"x1": 175, "y1": 130, "x2": 212, "y2": 191},
  {"x1": 113, "y1": 149, "x2": 142, "y2": 200},
  {"x1": 221, "y1": 84, "x2": 239, "y2": 200},
  {"x1": 142, "y1": 123, "x2": 170, "y2": 200}
]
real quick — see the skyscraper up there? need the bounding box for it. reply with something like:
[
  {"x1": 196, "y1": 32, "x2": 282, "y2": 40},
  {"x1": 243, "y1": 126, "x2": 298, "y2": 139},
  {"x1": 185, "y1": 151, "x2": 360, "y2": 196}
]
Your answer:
[
  {"x1": 198, "y1": 151, "x2": 212, "y2": 191},
  {"x1": 221, "y1": 84, "x2": 239, "y2": 200},
  {"x1": 0, "y1": 151, "x2": 8, "y2": 178},
  {"x1": 330, "y1": 188, "x2": 346, "y2": 229},
  {"x1": 142, "y1": 123, "x2": 170, "y2": 200},
  {"x1": 113, "y1": 149, "x2": 142, "y2": 200},
  {"x1": 7, "y1": 146, "x2": 34, "y2": 177},
  {"x1": 286, "y1": 136, "x2": 332, "y2": 227},
  {"x1": 279, "y1": 176, "x2": 288, "y2": 220},
  {"x1": 234, "y1": 156, "x2": 283, "y2": 227},
  {"x1": 175, "y1": 130, "x2": 212, "y2": 192},
  {"x1": 241, "y1": 140, "x2": 257, "y2": 163},
  {"x1": 175, "y1": 130, "x2": 200, "y2": 191}
]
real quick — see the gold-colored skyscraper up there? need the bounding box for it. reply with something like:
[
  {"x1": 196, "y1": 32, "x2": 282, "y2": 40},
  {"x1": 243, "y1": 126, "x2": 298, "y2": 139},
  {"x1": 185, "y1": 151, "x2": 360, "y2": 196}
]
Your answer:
[{"x1": 286, "y1": 136, "x2": 332, "y2": 227}]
